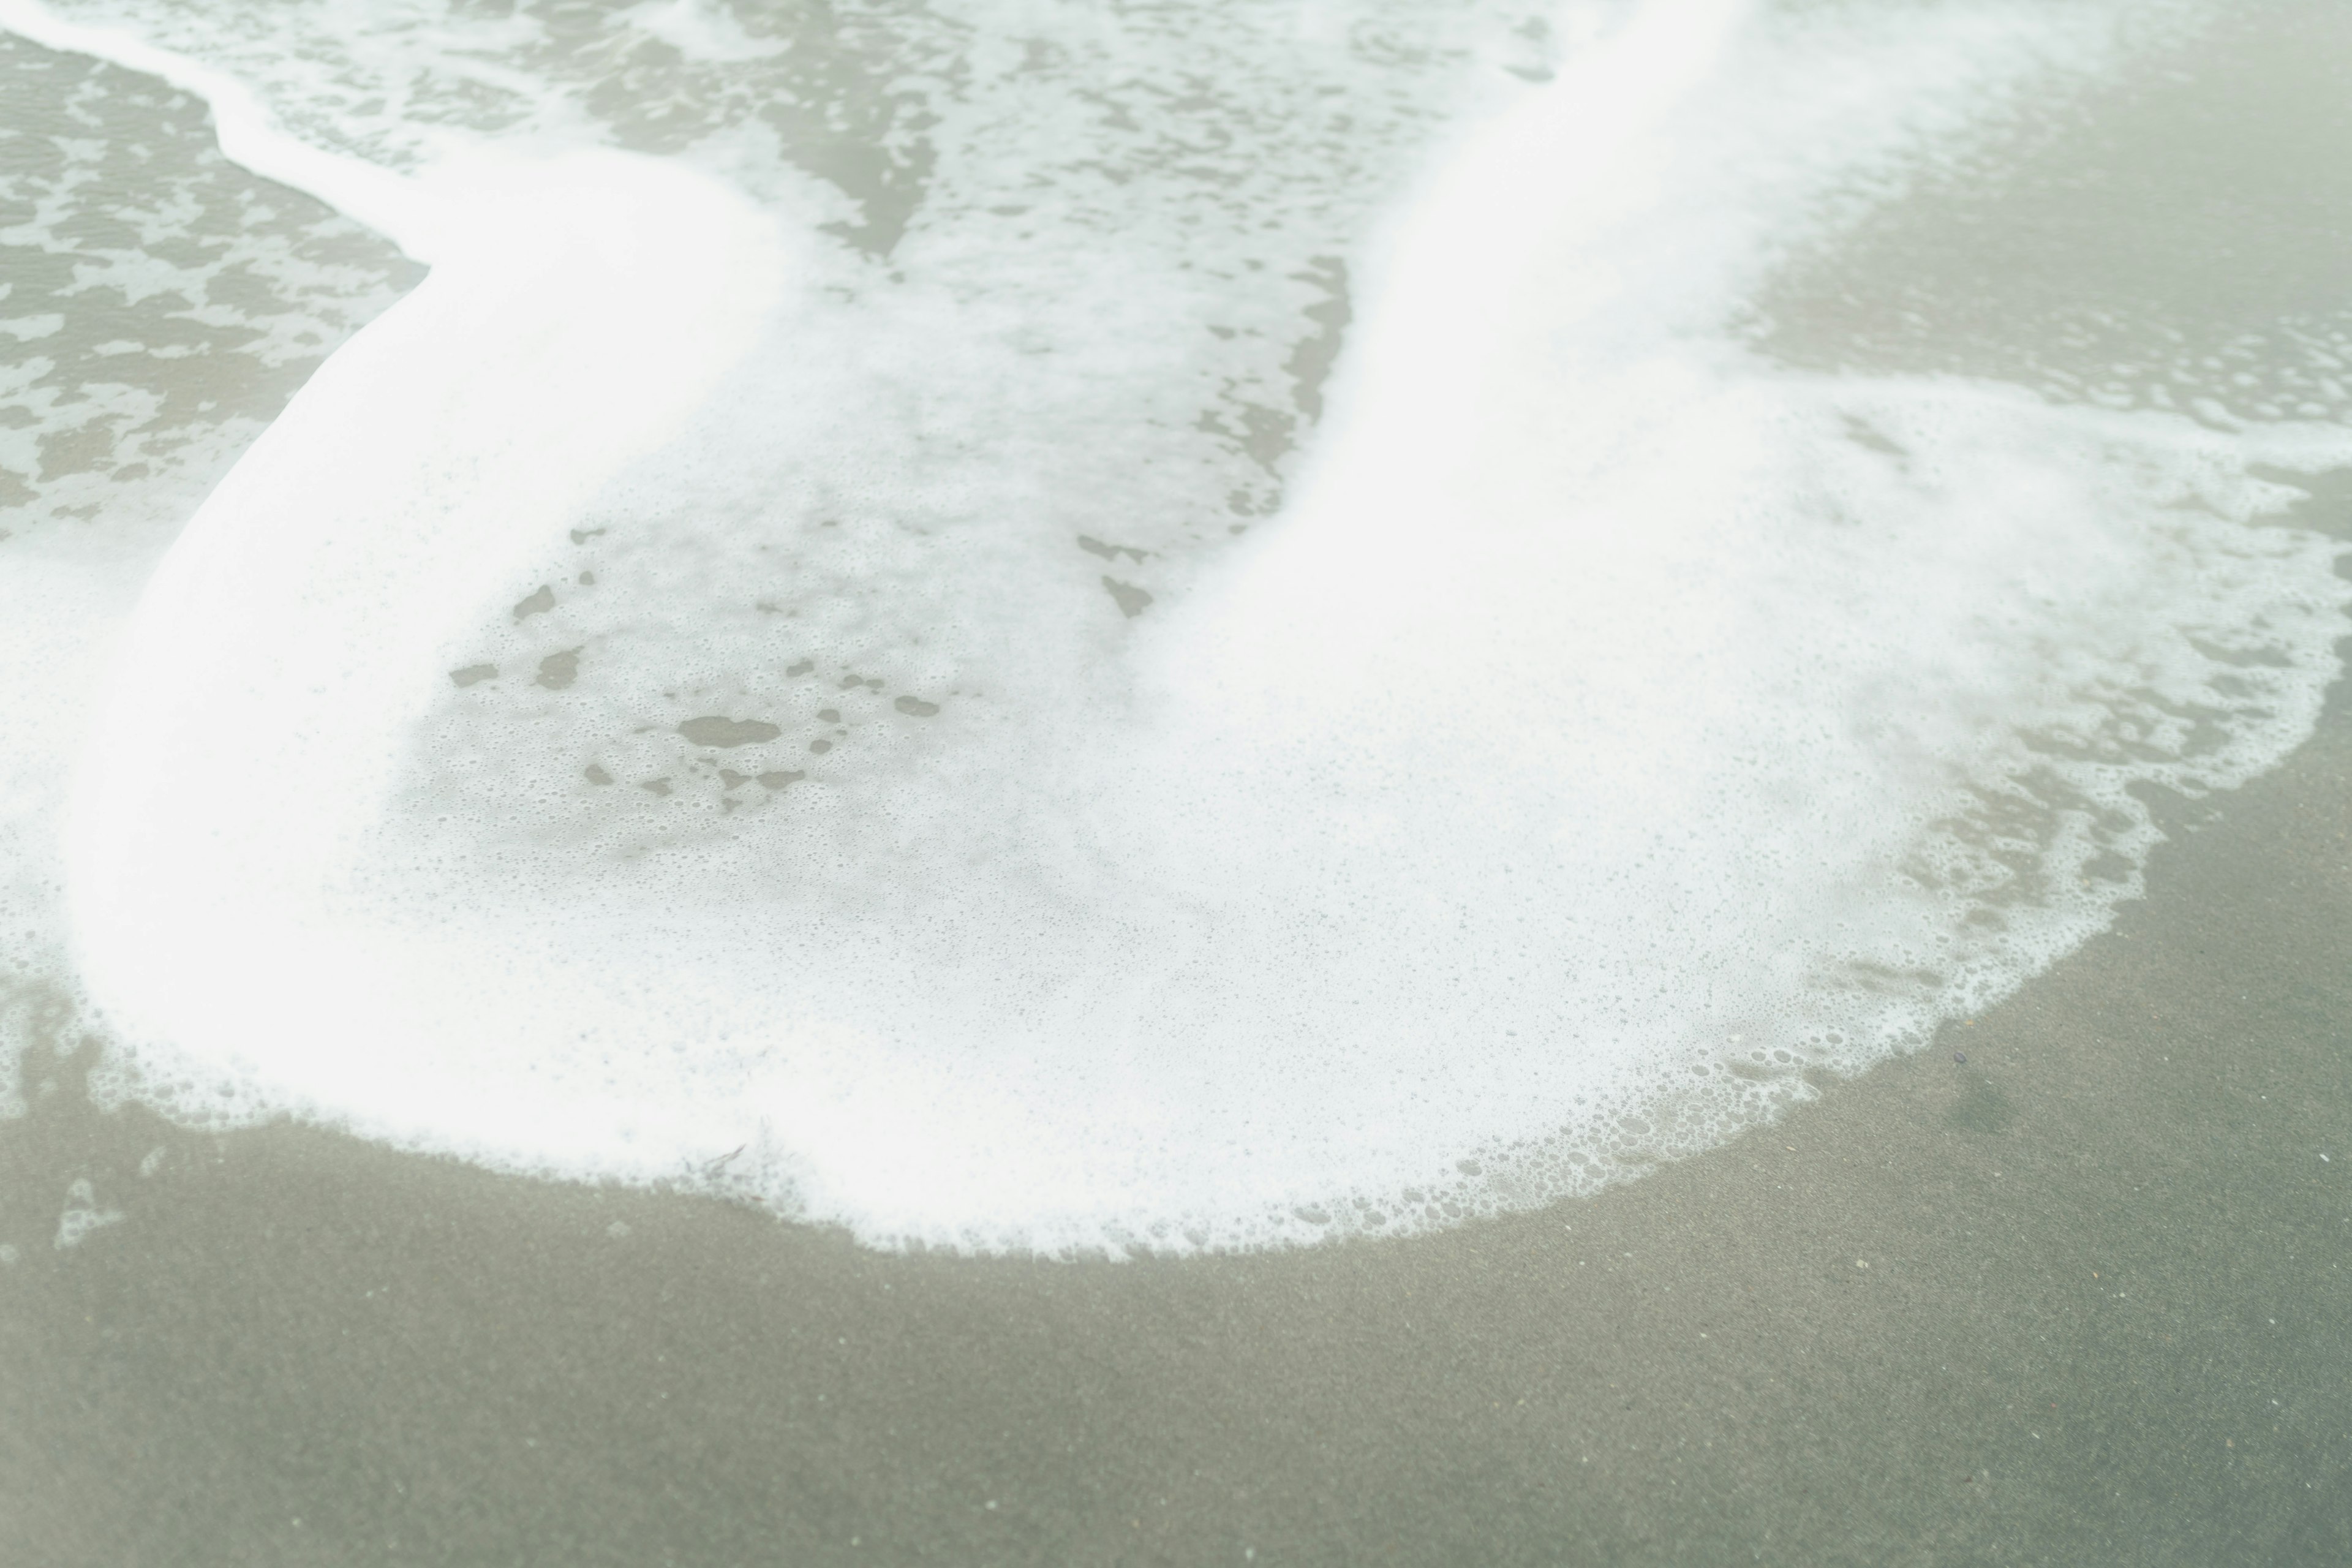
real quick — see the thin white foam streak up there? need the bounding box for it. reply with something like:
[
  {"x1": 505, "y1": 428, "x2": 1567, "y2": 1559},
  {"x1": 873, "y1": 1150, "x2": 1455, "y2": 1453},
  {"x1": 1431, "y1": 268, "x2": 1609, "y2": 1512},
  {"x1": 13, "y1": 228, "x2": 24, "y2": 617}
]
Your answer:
[
  {"x1": 0, "y1": 0, "x2": 428, "y2": 257},
  {"x1": 22, "y1": 0, "x2": 2352, "y2": 1254}
]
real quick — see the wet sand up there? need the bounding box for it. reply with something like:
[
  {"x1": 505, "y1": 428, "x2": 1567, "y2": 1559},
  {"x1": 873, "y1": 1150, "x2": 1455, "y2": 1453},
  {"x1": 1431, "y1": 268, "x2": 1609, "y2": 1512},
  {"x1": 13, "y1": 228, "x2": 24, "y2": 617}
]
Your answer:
[
  {"x1": 4, "y1": 684, "x2": 2348, "y2": 1566},
  {"x1": 5, "y1": 4, "x2": 2351, "y2": 1564}
]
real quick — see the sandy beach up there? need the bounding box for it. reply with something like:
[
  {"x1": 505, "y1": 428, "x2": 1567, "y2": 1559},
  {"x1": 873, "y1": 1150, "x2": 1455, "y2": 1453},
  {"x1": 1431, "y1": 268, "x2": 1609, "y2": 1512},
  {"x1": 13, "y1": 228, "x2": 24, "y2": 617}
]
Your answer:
[
  {"x1": 4, "y1": 3, "x2": 2350, "y2": 1562},
  {"x1": 5, "y1": 677, "x2": 2348, "y2": 1565}
]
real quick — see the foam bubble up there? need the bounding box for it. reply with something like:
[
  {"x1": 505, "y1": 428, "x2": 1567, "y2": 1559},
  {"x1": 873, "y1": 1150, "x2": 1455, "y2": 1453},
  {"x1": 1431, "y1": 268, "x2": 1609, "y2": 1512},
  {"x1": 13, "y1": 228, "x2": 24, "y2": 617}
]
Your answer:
[
  {"x1": 10, "y1": 0, "x2": 2350, "y2": 1253},
  {"x1": 620, "y1": 0, "x2": 788, "y2": 65}
]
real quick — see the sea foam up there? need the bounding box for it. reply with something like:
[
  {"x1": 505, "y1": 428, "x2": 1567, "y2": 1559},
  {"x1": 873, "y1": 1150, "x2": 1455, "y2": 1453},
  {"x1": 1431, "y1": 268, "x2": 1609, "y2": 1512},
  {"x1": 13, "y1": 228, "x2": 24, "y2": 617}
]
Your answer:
[{"x1": 7, "y1": 0, "x2": 2349, "y2": 1253}]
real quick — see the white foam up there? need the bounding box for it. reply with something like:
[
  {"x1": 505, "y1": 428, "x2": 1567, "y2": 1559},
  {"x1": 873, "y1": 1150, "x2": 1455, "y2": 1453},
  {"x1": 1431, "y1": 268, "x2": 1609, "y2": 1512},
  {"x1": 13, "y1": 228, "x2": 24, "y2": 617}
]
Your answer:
[
  {"x1": 13, "y1": 0, "x2": 2351, "y2": 1253},
  {"x1": 56, "y1": 137, "x2": 791, "y2": 1145},
  {"x1": 621, "y1": 0, "x2": 788, "y2": 64}
]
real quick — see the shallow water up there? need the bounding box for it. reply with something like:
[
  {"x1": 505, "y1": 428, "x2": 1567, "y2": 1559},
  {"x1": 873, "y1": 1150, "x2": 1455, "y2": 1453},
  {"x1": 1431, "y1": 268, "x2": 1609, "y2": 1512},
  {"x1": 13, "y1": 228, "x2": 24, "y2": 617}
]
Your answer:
[
  {"x1": 2, "y1": 0, "x2": 2349, "y2": 1559},
  {"x1": 6, "y1": 0, "x2": 2351, "y2": 1256}
]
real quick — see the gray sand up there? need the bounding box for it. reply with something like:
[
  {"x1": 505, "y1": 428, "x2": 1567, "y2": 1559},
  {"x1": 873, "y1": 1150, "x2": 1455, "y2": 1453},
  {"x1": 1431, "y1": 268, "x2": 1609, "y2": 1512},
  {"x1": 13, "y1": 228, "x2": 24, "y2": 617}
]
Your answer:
[
  {"x1": 4, "y1": 4, "x2": 2350, "y2": 1564},
  {"x1": 6, "y1": 692, "x2": 2348, "y2": 1566}
]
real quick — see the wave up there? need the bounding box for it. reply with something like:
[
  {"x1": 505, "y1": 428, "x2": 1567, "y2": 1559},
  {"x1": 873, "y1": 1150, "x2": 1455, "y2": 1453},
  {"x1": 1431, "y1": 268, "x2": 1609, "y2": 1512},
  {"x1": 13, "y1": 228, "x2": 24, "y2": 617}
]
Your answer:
[{"x1": 6, "y1": 0, "x2": 2346, "y2": 1253}]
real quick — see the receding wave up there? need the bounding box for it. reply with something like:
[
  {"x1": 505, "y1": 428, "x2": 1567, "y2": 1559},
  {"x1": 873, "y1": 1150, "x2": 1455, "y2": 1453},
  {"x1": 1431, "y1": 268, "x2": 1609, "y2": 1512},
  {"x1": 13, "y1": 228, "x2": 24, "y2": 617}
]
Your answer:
[{"x1": 4, "y1": 0, "x2": 2346, "y2": 1253}]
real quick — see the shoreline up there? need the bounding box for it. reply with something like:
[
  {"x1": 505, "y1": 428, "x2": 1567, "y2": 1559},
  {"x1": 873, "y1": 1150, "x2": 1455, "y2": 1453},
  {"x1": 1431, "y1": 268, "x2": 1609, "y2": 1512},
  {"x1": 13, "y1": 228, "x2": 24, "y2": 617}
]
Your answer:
[
  {"x1": 5, "y1": 2, "x2": 2351, "y2": 1561},
  {"x1": 5, "y1": 673, "x2": 2348, "y2": 1564}
]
